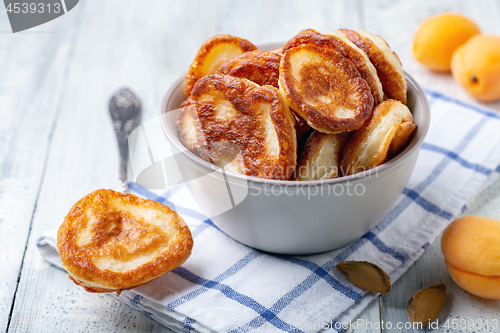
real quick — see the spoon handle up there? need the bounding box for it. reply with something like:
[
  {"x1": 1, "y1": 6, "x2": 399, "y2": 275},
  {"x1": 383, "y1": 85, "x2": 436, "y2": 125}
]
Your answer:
[
  {"x1": 118, "y1": 140, "x2": 129, "y2": 193},
  {"x1": 109, "y1": 88, "x2": 141, "y2": 192}
]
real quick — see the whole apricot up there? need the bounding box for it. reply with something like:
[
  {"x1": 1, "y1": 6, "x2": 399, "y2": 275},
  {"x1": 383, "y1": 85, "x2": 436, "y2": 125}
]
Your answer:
[
  {"x1": 451, "y1": 35, "x2": 500, "y2": 101},
  {"x1": 413, "y1": 13, "x2": 480, "y2": 72},
  {"x1": 441, "y1": 216, "x2": 500, "y2": 299}
]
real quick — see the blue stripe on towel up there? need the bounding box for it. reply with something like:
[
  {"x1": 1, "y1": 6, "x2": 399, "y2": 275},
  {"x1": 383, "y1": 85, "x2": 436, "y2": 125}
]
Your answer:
[
  {"x1": 173, "y1": 267, "x2": 305, "y2": 333},
  {"x1": 168, "y1": 251, "x2": 263, "y2": 309},
  {"x1": 131, "y1": 295, "x2": 143, "y2": 305},
  {"x1": 234, "y1": 232, "x2": 392, "y2": 332},
  {"x1": 232, "y1": 237, "x2": 373, "y2": 332},
  {"x1": 402, "y1": 188, "x2": 454, "y2": 220},
  {"x1": 421, "y1": 143, "x2": 493, "y2": 176},
  {"x1": 189, "y1": 220, "x2": 212, "y2": 238},
  {"x1": 182, "y1": 317, "x2": 196, "y2": 332},
  {"x1": 271, "y1": 256, "x2": 361, "y2": 300},
  {"x1": 424, "y1": 89, "x2": 500, "y2": 120},
  {"x1": 363, "y1": 232, "x2": 410, "y2": 262}
]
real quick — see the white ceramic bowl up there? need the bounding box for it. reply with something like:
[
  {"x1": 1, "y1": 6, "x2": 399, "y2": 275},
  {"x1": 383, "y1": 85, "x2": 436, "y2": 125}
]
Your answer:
[{"x1": 160, "y1": 50, "x2": 430, "y2": 255}]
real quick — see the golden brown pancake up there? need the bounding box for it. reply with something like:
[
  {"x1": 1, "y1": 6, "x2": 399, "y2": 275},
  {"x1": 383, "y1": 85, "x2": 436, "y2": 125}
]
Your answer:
[
  {"x1": 216, "y1": 50, "x2": 310, "y2": 140},
  {"x1": 176, "y1": 99, "x2": 211, "y2": 162},
  {"x1": 217, "y1": 50, "x2": 281, "y2": 88},
  {"x1": 341, "y1": 29, "x2": 407, "y2": 104},
  {"x1": 279, "y1": 44, "x2": 374, "y2": 134},
  {"x1": 190, "y1": 74, "x2": 297, "y2": 180},
  {"x1": 57, "y1": 189, "x2": 193, "y2": 295},
  {"x1": 341, "y1": 99, "x2": 416, "y2": 176},
  {"x1": 185, "y1": 34, "x2": 258, "y2": 96},
  {"x1": 282, "y1": 29, "x2": 383, "y2": 105},
  {"x1": 292, "y1": 131, "x2": 349, "y2": 181}
]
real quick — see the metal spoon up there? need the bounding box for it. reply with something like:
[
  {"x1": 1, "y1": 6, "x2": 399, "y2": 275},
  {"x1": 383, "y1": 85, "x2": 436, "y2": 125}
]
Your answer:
[{"x1": 109, "y1": 88, "x2": 141, "y2": 192}]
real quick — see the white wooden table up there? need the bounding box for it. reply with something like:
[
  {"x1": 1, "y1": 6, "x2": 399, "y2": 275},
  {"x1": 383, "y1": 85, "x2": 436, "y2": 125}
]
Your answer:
[{"x1": 2, "y1": 1, "x2": 500, "y2": 332}]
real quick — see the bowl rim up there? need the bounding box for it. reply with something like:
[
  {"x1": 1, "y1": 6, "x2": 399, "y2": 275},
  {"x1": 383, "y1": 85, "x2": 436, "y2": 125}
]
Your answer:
[{"x1": 160, "y1": 44, "x2": 431, "y2": 186}]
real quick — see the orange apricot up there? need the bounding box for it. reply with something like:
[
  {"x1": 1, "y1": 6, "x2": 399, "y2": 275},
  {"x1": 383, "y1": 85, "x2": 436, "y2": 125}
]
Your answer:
[
  {"x1": 441, "y1": 216, "x2": 500, "y2": 299},
  {"x1": 451, "y1": 34, "x2": 500, "y2": 102},
  {"x1": 413, "y1": 13, "x2": 480, "y2": 72},
  {"x1": 445, "y1": 260, "x2": 500, "y2": 299}
]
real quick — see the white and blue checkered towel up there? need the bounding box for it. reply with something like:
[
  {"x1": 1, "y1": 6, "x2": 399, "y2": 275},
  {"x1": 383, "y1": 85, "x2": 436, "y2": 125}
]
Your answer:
[{"x1": 38, "y1": 90, "x2": 500, "y2": 333}]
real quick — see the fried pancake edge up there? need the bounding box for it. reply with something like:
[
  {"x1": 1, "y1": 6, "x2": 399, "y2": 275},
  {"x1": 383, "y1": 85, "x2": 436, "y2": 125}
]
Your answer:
[
  {"x1": 216, "y1": 51, "x2": 309, "y2": 141},
  {"x1": 341, "y1": 29, "x2": 407, "y2": 104},
  {"x1": 216, "y1": 50, "x2": 282, "y2": 88},
  {"x1": 340, "y1": 99, "x2": 416, "y2": 176},
  {"x1": 190, "y1": 74, "x2": 297, "y2": 180},
  {"x1": 292, "y1": 131, "x2": 349, "y2": 181},
  {"x1": 57, "y1": 189, "x2": 193, "y2": 293},
  {"x1": 176, "y1": 99, "x2": 211, "y2": 162},
  {"x1": 185, "y1": 34, "x2": 258, "y2": 96},
  {"x1": 323, "y1": 29, "x2": 384, "y2": 105},
  {"x1": 279, "y1": 44, "x2": 374, "y2": 134},
  {"x1": 282, "y1": 29, "x2": 383, "y2": 105}
]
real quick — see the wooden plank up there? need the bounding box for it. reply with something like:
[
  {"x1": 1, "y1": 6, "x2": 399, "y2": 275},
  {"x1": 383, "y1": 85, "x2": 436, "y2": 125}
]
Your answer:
[
  {"x1": 0, "y1": 5, "x2": 83, "y2": 332},
  {"x1": 7, "y1": 0, "x2": 367, "y2": 332}
]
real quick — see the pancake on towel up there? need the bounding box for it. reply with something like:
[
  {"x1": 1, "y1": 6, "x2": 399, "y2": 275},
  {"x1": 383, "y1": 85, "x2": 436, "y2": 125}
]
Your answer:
[{"x1": 57, "y1": 189, "x2": 193, "y2": 295}]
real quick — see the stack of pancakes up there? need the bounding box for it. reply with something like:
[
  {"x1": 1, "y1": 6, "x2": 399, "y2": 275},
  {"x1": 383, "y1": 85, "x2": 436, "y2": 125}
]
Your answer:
[{"x1": 178, "y1": 29, "x2": 416, "y2": 181}]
